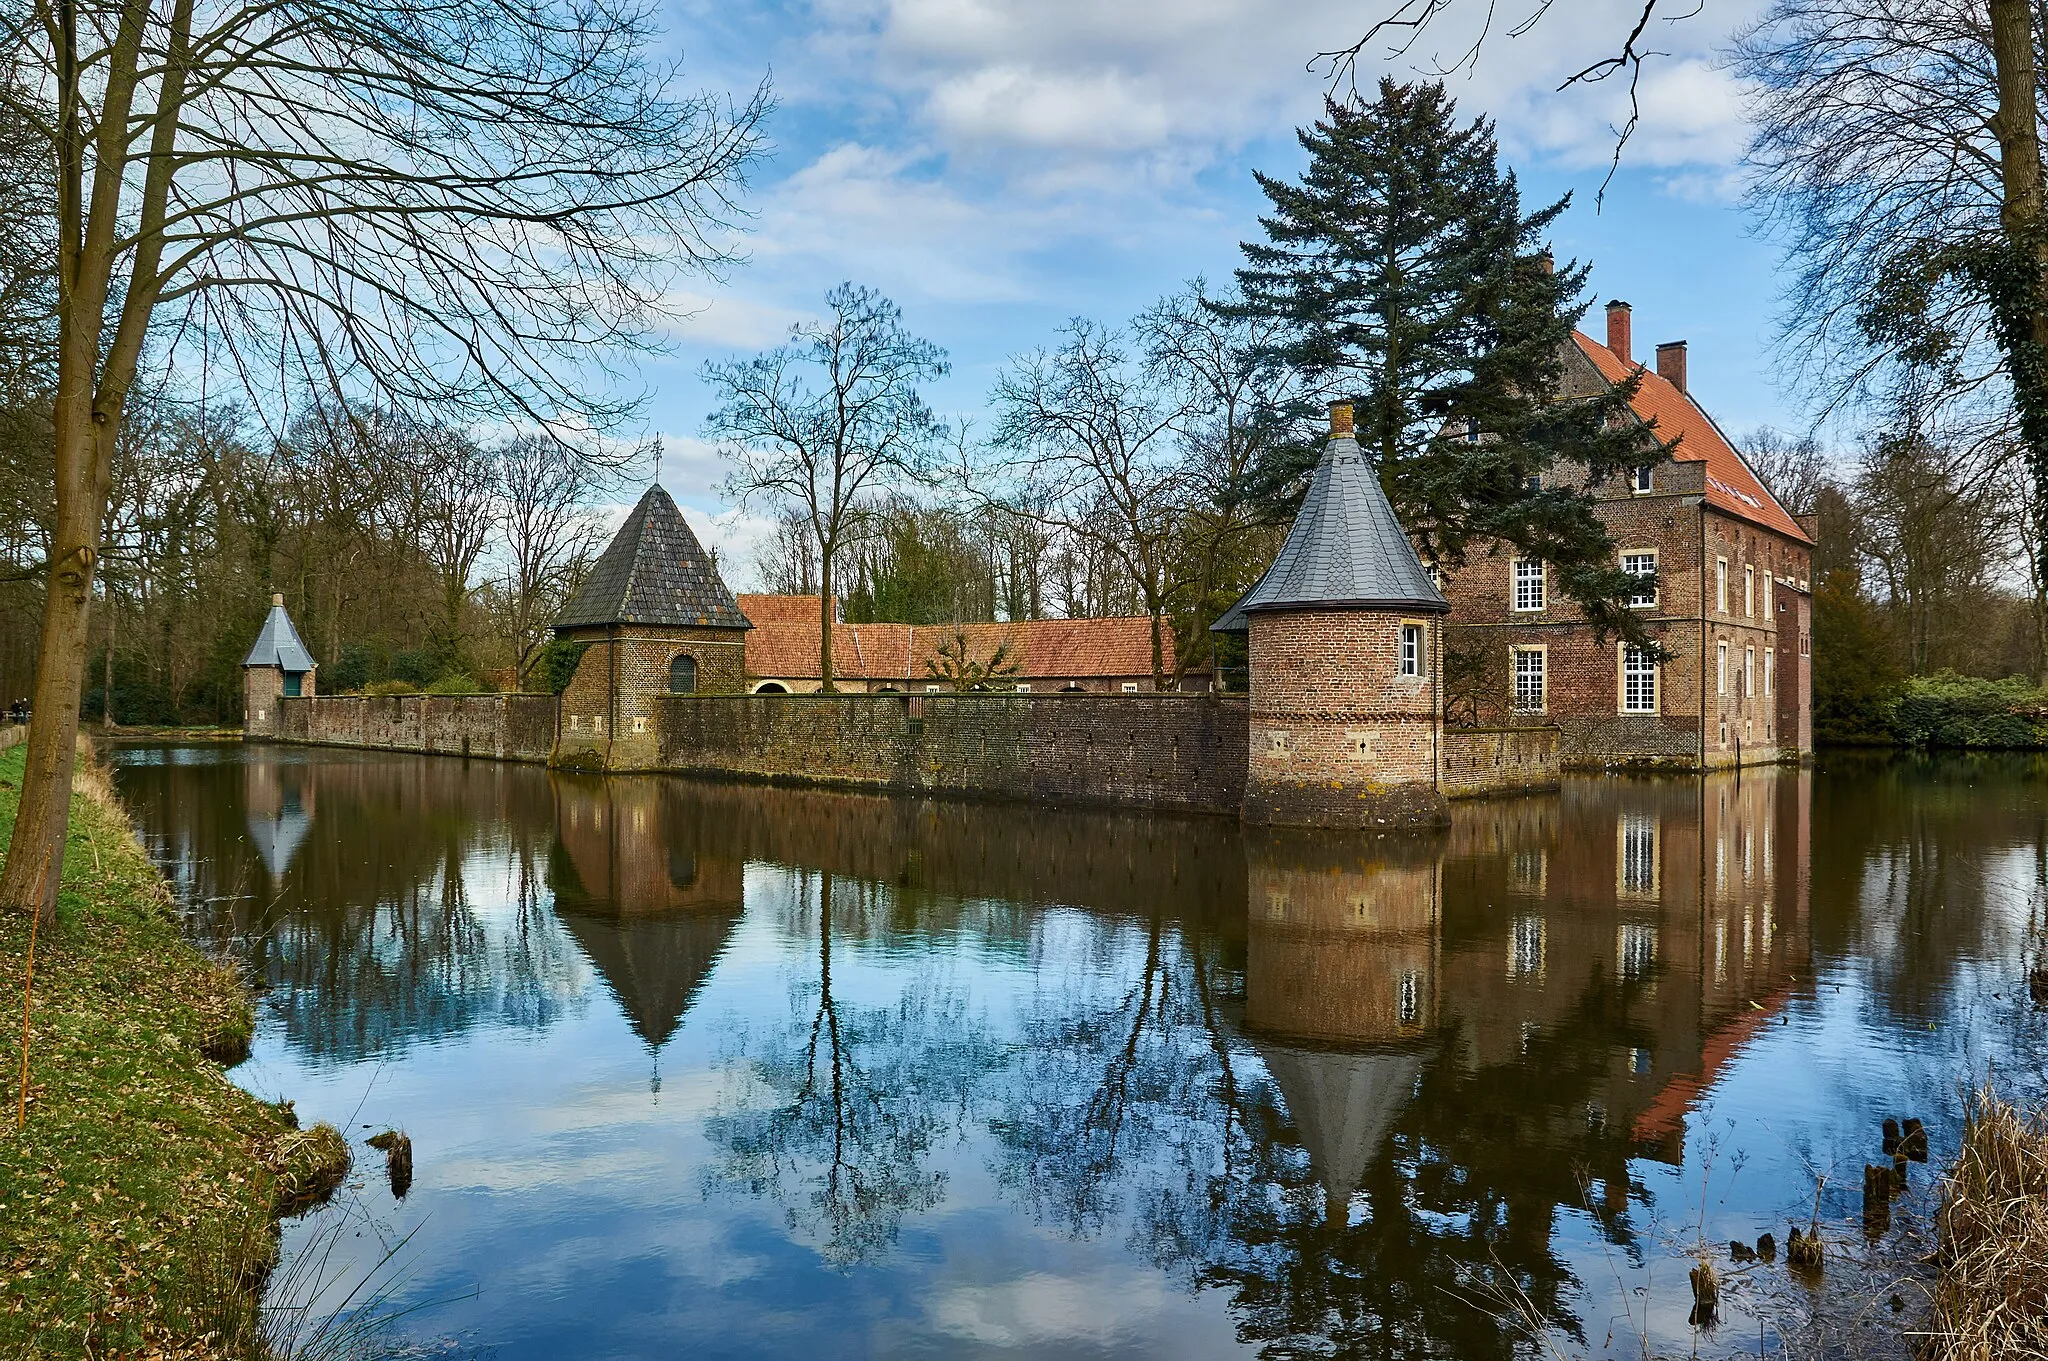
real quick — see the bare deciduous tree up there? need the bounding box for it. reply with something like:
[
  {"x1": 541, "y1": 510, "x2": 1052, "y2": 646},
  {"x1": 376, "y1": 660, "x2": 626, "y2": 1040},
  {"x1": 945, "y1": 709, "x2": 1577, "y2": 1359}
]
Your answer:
[
  {"x1": 0, "y1": 0, "x2": 766, "y2": 918},
  {"x1": 1741, "y1": 427, "x2": 1834, "y2": 518},
  {"x1": 496, "y1": 436, "x2": 606, "y2": 682},
  {"x1": 705, "y1": 284, "x2": 949, "y2": 691}
]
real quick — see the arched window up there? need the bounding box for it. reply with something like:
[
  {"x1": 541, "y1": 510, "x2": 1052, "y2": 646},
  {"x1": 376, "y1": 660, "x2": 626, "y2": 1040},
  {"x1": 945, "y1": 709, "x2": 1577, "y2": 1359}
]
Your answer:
[
  {"x1": 753, "y1": 681, "x2": 788, "y2": 695},
  {"x1": 668, "y1": 653, "x2": 697, "y2": 694}
]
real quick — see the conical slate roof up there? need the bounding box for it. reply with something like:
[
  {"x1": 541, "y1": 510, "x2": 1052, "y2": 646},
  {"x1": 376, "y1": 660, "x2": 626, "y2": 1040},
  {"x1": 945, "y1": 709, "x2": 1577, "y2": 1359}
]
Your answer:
[
  {"x1": 1213, "y1": 432, "x2": 1447, "y2": 631},
  {"x1": 243, "y1": 599, "x2": 317, "y2": 671},
  {"x1": 554, "y1": 485, "x2": 751, "y2": 631}
]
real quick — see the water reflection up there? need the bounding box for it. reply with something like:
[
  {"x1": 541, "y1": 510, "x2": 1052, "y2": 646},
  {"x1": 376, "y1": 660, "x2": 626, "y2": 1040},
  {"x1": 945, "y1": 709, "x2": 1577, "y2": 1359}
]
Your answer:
[{"x1": 108, "y1": 745, "x2": 2048, "y2": 1359}]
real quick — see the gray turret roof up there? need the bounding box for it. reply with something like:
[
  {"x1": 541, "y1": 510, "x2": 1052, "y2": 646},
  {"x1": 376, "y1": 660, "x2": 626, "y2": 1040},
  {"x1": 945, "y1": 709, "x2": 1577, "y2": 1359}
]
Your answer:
[
  {"x1": 1213, "y1": 434, "x2": 1447, "y2": 631},
  {"x1": 554, "y1": 485, "x2": 752, "y2": 632},
  {"x1": 243, "y1": 601, "x2": 317, "y2": 671}
]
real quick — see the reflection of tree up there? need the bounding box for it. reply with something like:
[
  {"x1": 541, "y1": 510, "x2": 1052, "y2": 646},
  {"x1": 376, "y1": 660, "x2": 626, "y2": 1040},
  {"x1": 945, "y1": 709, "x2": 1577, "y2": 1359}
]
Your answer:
[
  {"x1": 706, "y1": 869, "x2": 993, "y2": 1266},
  {"x1": 113, "y1": 748, "x2": 588, "y2": 1063}
]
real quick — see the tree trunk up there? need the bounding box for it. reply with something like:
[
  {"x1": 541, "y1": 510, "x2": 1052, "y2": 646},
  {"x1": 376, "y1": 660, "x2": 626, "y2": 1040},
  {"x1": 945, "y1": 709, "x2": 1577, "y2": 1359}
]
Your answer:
[
  {"x1": 1989, "y1": 0, "x2": 2048, "y2": 587},
  {"x1": 102, "y1": 599, "x2": 114, "y2": 731},
  {"x1": 818, "y1": 548, "x2": 836, "y2": 693},
  {"x1": 0, "y1": 413, "x2": 108, "y2": 923}
]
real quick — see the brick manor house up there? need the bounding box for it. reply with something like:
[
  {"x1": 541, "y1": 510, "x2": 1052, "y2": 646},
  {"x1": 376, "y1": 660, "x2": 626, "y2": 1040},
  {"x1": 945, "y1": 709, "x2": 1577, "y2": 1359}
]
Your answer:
[{"x1": 1432, "y1": 301, "x2": 1813, "y2": 769}]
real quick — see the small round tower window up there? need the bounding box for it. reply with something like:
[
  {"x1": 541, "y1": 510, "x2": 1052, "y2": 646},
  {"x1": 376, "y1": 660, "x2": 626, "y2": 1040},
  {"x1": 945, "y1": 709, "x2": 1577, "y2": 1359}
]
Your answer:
[{"x1": 668, "y1": 654, "x2": 697, "y2": 694}]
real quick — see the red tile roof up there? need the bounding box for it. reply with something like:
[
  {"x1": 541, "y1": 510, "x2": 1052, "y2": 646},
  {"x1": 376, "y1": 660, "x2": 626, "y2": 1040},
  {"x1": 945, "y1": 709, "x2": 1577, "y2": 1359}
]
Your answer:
[
  {"x1": 1573, "y1": 334, "x2": 1812, "y2": 544},
  {"x1": 743, "y1": 615, "x2": 1171, "y2": 682},
  {"x1": 736, "y1": 593, "x2": 837, "y2": 624}
]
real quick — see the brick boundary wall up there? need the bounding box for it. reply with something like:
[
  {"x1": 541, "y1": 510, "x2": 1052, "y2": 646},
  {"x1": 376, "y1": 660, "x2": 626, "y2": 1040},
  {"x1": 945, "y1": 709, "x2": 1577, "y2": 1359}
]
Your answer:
[
  {"x1": 655, "y1": 692, "x2": 1251, "y2": 816},
  {"x1": 273, "y1": 694, "x2": 558, "y2": 762},
  {"x1": 1439, "y1": 725, "x2": 1562, "y2": 799}
]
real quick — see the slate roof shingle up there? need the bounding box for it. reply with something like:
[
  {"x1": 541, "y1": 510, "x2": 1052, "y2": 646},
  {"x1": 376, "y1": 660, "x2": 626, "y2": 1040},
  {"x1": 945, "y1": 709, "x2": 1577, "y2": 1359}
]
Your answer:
[
  {"x1": 1212, "y1": 432, "x2": 1448, "y2": 632},
  {"x1": 243, "y1": 601, "x2": 317, "y2": 672},
  {"x1": 555, "y1": 486, "x2": 751, "y2": 631}
]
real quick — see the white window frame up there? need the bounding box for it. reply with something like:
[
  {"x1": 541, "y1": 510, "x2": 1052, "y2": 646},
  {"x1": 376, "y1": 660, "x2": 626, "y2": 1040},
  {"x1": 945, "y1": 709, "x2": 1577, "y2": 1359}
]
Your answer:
[
  {"x1": 926, "y1": 684, "x2": 943, "y2": 694},
  {"x1": 1618, "y1": 815, "x2": 1660, "y2": 900},
  {"x1": 1744, "y1": 564, "x2": 1755, "y2": 617},
  {"x1": 1512, "y1": 645, "x2": 1547, "y2": 713},
  {"x1": 1717, "y1": 641, "x2": 1728, "y2": 696},
  {"x1": 1121, "y1": 682, "x2": 1140, "y2": 693},
  {"x1": 1630, "y1": 464, "x2": 1653, "y2": 493},
  {"x1": 1765, "y1": 649, "x2": 1775, "y2": 696},
  {"x1": 1716, "y1": 557, "x2": 1729, "y2": 613},
  {"x1": 1398, "y1": 622, "x2": 1423, "y2": 677},
  {"x1": 1620, "y1": 644, "x2": 1658, "y2": 715},
  {"x1": 1745, "y1": 646, "x2": 1755, "y2": 699},
  {"x1": 1015, "y1": 683, "x2": 1031, "y2": 693},
  {"x1": 1621, "y1": 550, "x2": 1657, "y2": 608},
  {"x1": 1763, "y1": 573, "x2": 1774, "y2": 618},
  {"x1": 1512, "y1": 558, "x2": 1546, "y2": 612}
]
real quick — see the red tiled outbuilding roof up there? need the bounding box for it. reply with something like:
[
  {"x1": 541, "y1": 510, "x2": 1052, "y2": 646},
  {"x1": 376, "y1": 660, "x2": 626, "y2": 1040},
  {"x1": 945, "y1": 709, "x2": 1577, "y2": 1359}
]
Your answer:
[
  {"x1": 736, "y1": 593, "x2": 838, "y2": 624},
  {"x1": 741, "y1": 609, "x2": 1171, "y2": 683},
  {"x1": 1572, "y1": 333, "x2": 1812, "y2": 544}
]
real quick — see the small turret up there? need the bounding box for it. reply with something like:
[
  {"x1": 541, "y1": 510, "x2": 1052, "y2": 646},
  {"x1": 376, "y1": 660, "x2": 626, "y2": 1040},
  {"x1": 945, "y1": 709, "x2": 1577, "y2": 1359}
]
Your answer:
[
  {"x1": 243, "y1": 593, "x2": 316, "y2": 737},
  {"x1": 1217, "y1": 402, "x2": 1450, "y2": 828}
]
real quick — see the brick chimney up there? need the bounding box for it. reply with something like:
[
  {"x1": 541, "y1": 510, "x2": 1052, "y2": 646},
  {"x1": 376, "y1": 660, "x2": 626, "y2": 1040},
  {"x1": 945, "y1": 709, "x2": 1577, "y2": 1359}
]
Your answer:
[
  {"x1": 1605, "y1": 300, "x2": 1633, "y2": 365},
  {"x1": 1329, "y1": 400, "x2": 1354, "y2": 438},
  {"x1": 271, "y1": 592, "x2": 283, "y2": 607},
  {"x1": 1655, "y1": 340, "x2": 1688, "y2": 393}
]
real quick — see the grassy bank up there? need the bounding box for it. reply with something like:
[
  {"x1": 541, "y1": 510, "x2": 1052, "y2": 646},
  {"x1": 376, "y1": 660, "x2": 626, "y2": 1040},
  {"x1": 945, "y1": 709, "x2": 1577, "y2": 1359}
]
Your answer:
[{"x1": 0, "y1": 740, "x2": 348, "y2": 1358}]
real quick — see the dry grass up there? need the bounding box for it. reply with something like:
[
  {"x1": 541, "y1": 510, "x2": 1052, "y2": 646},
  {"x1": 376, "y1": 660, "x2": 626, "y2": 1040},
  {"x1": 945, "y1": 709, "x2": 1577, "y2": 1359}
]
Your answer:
[
  {"x1": 0, "y1": 738, "x2": 350, "y2": 1358},
  {"x1": 1926, "y1": 1084, "x2": 2048, "y2": 1361}
]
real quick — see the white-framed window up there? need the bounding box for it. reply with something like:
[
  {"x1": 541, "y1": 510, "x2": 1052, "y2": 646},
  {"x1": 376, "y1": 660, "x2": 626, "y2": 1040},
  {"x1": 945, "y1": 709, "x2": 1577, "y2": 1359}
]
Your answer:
[
  {"x1": 1622, "y1": 551, "x2": 1657, "y2": 608},
  {"x1": 1765, "y1": 649, "x2": 1775, "y2": 695},
  {"x1": 1716, "y1": 557, "x2": 1729, "y2": 613},
  {"x1": 1015, "y1": 683, "x2": 1031, "y2": 693},
  {"x1": 1512, "y1": 558, "x2": 1546, "y2": 611},
  {"x1": 1399, "y1": 622, "x2": 1423, "y2": 676},
  {"x1": 1426, "y1": 562, "x2": 1443, "y2": 590},
  {"x1": 1745, "y1": 564, "x2": 1755, "y2": 617},
  {"x1": 926, "y1": 684, "x2": 942, "y2": 694},
  {"x1": 1121, "y1": 681, "x2": 1140, "y2": 693},
  {"x1": 1512, "y1": 646, "x2": 1546, "y2": 712},
  {"x1": 1717, "y1": 640, "x2": 1728, "y2": 696},
  {"x1": 1630, "y1": 465, "x2": 1653, "y2": 493},
  {"x1": 1622, "y1": 645, "x2": 1657, "y2": 714},
  {"x1": 1763, "y1": 573, "x2": 1774, "y2": 618},
  {"x1": 1745, "y1": 646, "x2": 1755, "y2": 699}
]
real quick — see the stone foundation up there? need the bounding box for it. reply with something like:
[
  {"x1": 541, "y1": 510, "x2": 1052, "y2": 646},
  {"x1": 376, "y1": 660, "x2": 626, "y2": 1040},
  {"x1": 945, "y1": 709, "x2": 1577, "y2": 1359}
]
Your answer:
[{"x1": 1440, "y1": 725, "x2": 1562, "y2": 798}]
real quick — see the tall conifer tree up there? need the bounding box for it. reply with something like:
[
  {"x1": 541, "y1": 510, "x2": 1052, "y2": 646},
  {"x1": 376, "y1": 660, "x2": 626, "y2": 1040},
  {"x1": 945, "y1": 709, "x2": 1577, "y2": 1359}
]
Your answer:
[{"x1": 1233, "y1": 81, "x2": 1668, "y2": 643}]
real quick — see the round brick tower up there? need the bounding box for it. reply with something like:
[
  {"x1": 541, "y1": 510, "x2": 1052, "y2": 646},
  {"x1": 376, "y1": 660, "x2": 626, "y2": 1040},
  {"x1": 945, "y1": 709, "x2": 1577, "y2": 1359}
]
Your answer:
[{"x1": 1215, "y1": 402, "x2": 1451, "y2": 829}]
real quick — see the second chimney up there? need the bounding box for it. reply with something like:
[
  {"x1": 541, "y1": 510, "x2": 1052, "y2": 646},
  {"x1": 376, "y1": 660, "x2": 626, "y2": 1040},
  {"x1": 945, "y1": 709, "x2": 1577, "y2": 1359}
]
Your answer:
[
  {"x1": 1656, "y1": 340, "x2": 1688, "y2": 393},
  {"x1": 1329, "y1": 400, "x2": 1354, "y2": 438},
  {"x1": 1605, "y1": 300, "x2": 1633, "y2": 365}
]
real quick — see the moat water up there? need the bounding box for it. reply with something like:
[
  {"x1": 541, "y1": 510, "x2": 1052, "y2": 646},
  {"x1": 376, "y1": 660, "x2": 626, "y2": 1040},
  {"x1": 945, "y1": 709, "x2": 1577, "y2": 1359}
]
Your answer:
[{"x1": 110, "y1": 743, "x2": 2048, "y2": 1360}]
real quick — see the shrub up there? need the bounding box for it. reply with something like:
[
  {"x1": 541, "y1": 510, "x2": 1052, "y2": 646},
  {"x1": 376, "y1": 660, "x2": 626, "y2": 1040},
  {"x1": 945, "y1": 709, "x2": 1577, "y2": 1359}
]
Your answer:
[
  {"x1": 326, "y1": 644, "x2": 372, "y2": 694},
  {"x1": 1813, "y1": 570, "x2": 1903, "y2": 744},
  {"x1": 362, "y1": 679, "x2": 418, "y2": 697},
  {"x1": 1893, "y1": 672, "x2": 2048, "y2": 749},
  {"x1": 388, "y1": 649, "x2": 437, "y2": 686},
  {"x1": 422, "y1": 674, "x2": 480, "y2": 695},
  {"x1": 528, "y1": 640, "x2": 590, "y2": 695}
]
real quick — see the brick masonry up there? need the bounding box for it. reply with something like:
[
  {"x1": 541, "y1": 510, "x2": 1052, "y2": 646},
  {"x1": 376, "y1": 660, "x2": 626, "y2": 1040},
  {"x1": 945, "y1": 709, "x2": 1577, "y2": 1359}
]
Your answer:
[
  {"x1": 656, "y1": 692, "x2": 1252, "y2": 816},
  {"x1": 1244, "y1": 609, "x2": 1450, "y2": 829},
  {"x1": 553, "y1": 624, "x2": 749, "y2": 771},
  {"x1": 1440, "y1": 725, "x2": 1562, "y2": 800},
  {"x1": 273, "y1": 693, "x2": 558, "y2": 761},
  {"x1": 1439, "y1": 467, "x2": 1811, "y2": 770}
]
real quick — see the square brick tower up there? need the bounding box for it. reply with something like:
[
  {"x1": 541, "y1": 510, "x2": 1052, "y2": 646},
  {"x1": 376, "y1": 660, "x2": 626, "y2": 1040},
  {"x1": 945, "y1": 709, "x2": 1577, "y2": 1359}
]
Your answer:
[
  {"x1": 551, "y1": 485, "x2": 752, "y2": 770},
  {"x1": 1215, "y1": 402, "x2": 1452, "y2": 828},
  {"x1": 242, "y1": 593, "x2": 317, "y2": 739}
]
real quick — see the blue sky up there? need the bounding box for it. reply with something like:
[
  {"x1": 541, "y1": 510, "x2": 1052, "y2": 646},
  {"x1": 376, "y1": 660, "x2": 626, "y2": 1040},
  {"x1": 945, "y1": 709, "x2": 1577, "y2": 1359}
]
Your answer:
[{"x1": 631, "y1": 0, "x2": 1790, "y2": 585}]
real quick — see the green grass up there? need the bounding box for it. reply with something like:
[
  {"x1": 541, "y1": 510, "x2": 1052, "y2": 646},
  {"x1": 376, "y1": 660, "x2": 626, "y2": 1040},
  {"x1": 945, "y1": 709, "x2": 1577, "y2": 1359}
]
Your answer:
[{"x1": 0, "y1": 741, "x2": 348, "y2": 1359}]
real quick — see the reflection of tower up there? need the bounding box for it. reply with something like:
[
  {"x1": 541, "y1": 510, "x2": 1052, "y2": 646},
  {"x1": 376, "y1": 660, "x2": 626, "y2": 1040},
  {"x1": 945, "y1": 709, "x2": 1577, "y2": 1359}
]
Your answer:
[
  {"x1": 548, "y1": 775, "x2": 744, "y2": 1051},
  {"x1": 243, "y1": 755, "x2": 314, "y2": 885},
  {"x1": 1243, "y1": 827, "x2": 1442, "y2": 1221}
]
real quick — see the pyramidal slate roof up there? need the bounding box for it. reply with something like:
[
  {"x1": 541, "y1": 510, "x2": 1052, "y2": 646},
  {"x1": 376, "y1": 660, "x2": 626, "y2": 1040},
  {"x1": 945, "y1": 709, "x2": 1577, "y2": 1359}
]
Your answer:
[
  {"x1": 1213, "y1": 432, "x2": 1447, "y2": 631},
  {"x1": 243, "y1": 600, "x2": 317, "y2": 671},
  {"x1": 555, "y1": 485, "x2": 752, "y2": 631}
]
